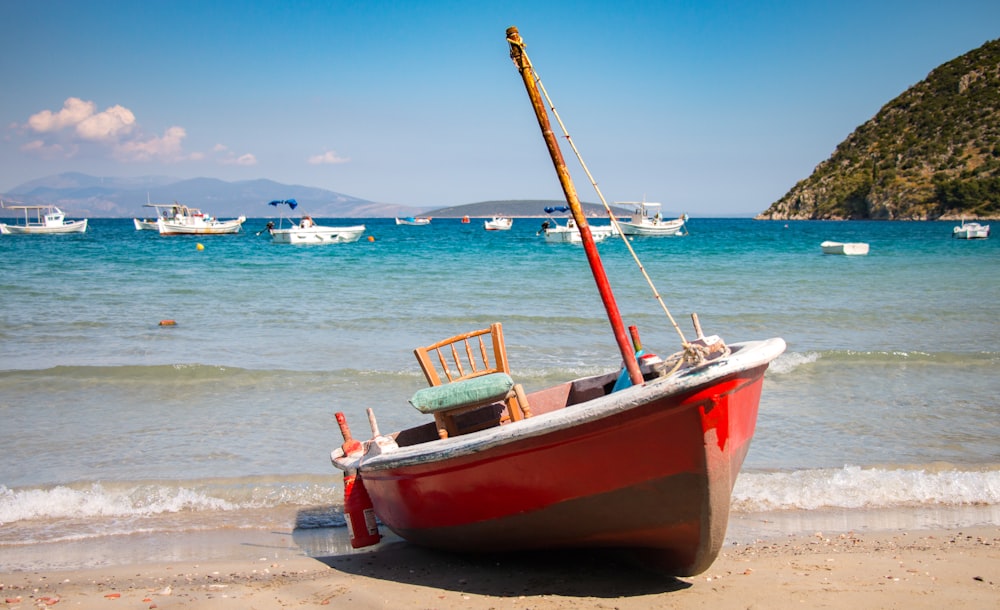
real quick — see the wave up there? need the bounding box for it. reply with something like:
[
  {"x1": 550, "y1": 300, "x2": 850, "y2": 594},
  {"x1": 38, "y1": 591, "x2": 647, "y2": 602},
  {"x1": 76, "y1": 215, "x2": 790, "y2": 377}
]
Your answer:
[
  {"x1": 765, "y1": 349, "x2": 999, "y2": 375},
  {"x1": 733, "y1": 465, "x2": 1000, "y2": 512},
  {"x1": 0, "y1": 475, "x2": 343, "y2": 528},
  {"x1": 4, "y1": 466, "x2": 997, "y2": 530}
]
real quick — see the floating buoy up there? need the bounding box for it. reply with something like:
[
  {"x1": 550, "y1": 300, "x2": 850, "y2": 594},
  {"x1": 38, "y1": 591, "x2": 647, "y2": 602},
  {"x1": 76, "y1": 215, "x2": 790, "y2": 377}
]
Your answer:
[
  {"x1": 196, "y1": 243, "x2": 205, "y2": 251},
  {"x1": 367, "y1": 235, "x2": 375, "y2": 242},
  {"x1": 159, "y1": 319, "x2": 177, "y2": 327}
]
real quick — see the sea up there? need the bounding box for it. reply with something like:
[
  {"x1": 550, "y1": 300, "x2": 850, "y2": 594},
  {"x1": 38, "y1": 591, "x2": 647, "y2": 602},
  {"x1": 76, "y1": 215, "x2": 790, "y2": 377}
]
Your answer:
[{"x1": 1, "y1": 216, "x2": 998, "y2": 570}]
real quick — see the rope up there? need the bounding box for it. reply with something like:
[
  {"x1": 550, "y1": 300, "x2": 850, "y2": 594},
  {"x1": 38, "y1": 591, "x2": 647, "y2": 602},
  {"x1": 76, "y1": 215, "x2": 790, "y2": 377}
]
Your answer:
[{"x1": 509, "y1": 36, "x2": 717, "y2": 363}]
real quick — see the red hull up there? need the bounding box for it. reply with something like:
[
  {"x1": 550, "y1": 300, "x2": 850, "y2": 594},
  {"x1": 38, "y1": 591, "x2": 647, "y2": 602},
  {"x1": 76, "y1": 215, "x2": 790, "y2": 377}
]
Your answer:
[{"x1": 351, "y1": 339, "x2": 783, "y2": 576}]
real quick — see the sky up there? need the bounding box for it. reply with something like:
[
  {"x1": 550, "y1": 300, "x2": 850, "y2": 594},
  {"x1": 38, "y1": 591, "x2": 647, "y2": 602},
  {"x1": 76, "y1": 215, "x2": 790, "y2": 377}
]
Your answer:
[{"x1": 1, "y1": 1, "x2": 998, "y2": 216}]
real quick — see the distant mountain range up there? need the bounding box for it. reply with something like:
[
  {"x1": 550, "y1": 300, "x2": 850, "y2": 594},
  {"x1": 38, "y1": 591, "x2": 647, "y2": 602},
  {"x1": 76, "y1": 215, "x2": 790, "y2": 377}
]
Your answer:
[
  {"x1": 0, "y1": 172, "x2": 637, "y2": 219},
  {"x1": 0, "y1": 172, "x2": 417, "y2": 218}
]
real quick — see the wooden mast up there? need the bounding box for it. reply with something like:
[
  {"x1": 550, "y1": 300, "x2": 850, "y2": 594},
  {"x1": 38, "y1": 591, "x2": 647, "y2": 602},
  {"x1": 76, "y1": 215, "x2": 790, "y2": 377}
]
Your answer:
[{"x1": 506, "y1": 26, "x2": 643, "y2": 386}]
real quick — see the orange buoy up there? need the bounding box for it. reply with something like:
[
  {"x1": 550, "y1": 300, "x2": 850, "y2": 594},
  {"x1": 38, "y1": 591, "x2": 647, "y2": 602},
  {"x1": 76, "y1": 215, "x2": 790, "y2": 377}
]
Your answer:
[
  {"x1": 158, "y1": 319, "x2": 177, "y2": 327},
  {"x1": 367, "y1": 235, "x2": 375, "y2": 242}
]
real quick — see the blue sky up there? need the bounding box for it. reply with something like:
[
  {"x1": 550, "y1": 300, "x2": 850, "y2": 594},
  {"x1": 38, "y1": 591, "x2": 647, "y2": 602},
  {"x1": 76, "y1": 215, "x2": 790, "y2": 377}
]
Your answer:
[{"x1": 1, "y1": 1, "x2": 997, "y2": 216}]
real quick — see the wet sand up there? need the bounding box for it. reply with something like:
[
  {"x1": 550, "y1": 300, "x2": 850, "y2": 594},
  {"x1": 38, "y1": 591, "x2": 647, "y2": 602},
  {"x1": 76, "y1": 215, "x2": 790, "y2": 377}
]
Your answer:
[{"x1": 1, "y1": 525, "x2": 996, "y2": 609}]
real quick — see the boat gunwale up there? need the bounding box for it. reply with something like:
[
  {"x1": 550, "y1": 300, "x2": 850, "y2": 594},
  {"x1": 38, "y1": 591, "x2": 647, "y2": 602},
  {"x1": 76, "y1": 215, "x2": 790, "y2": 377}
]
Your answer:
[{"x1": 354, "y1": 337, "x2": 785, "y2": 472}]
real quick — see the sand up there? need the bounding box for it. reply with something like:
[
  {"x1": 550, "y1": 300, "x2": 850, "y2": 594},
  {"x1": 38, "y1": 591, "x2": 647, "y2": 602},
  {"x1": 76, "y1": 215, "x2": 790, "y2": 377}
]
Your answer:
[{"x1": 1, "y1": 525, "x2": 996, "y2": 609}]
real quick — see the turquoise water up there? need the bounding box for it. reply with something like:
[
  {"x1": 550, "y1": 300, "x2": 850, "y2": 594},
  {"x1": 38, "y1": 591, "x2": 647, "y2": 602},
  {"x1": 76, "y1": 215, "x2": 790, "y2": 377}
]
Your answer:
[{"x1": 1, "y1": 217, "x2": 998, "y2": 551}]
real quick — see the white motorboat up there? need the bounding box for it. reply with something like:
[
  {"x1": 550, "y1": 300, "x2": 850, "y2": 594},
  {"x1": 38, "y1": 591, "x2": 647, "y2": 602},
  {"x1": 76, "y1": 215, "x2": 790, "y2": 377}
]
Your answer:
[
  {"x1": 821, "y1": 241, "x2": 870, "y2": 255},
  {"x1": 156, "y1": 204, "x2": 245, "y2": 235},
  {"x1": 0, "y1": 202, "x2": 87, "y2": 234},
  {"x1": 541, "y1": 217, "x2": 613, "y2": 244},
  {"x1": 615, "y1": 200, "x2": 687, "y2": 236},
  {"x1": 396, "y1": 216, "x2": 431, "y2": 225},
  {"x1": 267, "y1": 217, "x2": 366, "y2": 245},
  {"x1": 484, "y1": 216, "x2": 513, "y2": 231},
  {"x1": 952, "y1": 220, "x2": 990, "y2": 239}
]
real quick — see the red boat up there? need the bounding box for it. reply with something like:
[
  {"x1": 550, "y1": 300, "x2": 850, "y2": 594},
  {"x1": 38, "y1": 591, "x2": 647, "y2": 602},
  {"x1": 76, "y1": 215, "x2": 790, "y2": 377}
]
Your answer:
[{"x1": 329, "y1": 26, "x2": 785, "y2": 577}]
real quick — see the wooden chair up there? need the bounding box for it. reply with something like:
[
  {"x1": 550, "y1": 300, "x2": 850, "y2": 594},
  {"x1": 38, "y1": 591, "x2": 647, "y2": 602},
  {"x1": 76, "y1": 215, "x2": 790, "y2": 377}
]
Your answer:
[{"x1": 409, "y1": 323, "x2": 531, "y2": 439}]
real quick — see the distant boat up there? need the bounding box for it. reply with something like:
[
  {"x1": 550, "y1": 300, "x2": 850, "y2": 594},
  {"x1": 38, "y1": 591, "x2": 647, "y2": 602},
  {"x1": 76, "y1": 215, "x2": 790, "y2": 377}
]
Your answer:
[
  {"x1": 262, "y1": 200, "x2": 365, "y2": 245},
  {"x1": 540, "y1": 216, "x2": 614, "y2": 244},
  {"x1": 615, "y1": 200, "x2": 687, "y2": 236},
  {"x1": 821, "y1": 241, "x2": 870, "y2": 255},
  {"x1": 267, "y1": 219, "x2": 366, "y2": 245},
  {"x1": 156, "y1": 203, "x2": 245, "y2": 235},
  {"x1": 0, "y1": 202, "x2": 87, "y2": 234},
  {"x1": 396, "y1": 217, "x2": 431, "y2": 225},
  {"x1": 539, "y1": 206, "x2": 613, "y2": 244},
  {"x1": 484, "y1": 215, "x2": 513, "y2": 231},
  {"x1": 952, "y1": 219, "x2": 990, "y2": 239},
  {"x1": 133, "y1": 203, "x2": 178, "y2": 230}
]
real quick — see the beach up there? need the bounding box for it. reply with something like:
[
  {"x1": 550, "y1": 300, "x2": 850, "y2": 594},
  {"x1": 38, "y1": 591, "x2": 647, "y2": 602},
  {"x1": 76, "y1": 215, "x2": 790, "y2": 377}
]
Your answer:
[{"x1": 1, "y1": 525, "x2": 996, "y2": 609}]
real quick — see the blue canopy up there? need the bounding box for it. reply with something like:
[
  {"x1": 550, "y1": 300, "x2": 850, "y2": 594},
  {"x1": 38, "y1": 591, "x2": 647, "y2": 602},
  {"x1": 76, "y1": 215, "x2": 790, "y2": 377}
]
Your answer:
[
  {"x1": 544, "y1": 206, "x2": 570, "y2": 214},
  {"x1": 268, "y1": 199, "x2": 298, "y2": 210}
]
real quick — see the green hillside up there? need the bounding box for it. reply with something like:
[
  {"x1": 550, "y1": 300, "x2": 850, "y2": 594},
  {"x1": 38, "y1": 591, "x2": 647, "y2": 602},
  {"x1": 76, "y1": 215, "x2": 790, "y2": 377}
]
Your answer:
[{"x1": 758, "y1": 38, "x2": 1000, "y2": 220}]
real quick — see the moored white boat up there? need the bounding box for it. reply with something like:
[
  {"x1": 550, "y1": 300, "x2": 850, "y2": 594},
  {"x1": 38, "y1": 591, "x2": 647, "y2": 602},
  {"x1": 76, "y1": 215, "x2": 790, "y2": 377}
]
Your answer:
[
  {"x1": 268, "y1": 218, "x2": 366, "y2": 245},
  {"x1": 133, "y1": 203, "x2": 177, "y2": 230},
  {"x1": 262, "y1": 199, "x2": 365, "y2": 244},
  {"x1": 541, "y1": 217, "x2": 613, "y2": 244},
  {"x1": 616, "y1": 200, "x2": 687, "y2": 236},
  {"x1": 484, "y1": 215, "x2": 513, "y2": 231},
  {"x1": 952, "y1": 220, "x2": 990, "y2": 239},
  {"x1": 821, "y1": 240, "x2": 870, "y2": 255},
  {"x1": 0, "y1": 202, "x2": 88, "y2": 234},
  {"x1": 156, "y1": 204, "x2": 245, "y2": 235}
]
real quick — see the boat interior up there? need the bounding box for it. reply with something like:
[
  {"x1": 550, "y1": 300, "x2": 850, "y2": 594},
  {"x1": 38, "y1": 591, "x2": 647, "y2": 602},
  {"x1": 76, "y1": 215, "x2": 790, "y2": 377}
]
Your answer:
[{"x1": 393, "y1": 321, "x2": 669, "y2": 448}]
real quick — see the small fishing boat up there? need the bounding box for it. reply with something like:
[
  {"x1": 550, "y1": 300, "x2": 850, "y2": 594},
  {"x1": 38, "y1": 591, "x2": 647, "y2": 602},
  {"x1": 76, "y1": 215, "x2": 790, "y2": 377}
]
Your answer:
[
  {"x1": 484, "y1": 215, "x2": 513, "y2": 231},
  {"x1": 133, "y1": 203, "x2": 178, "y2": 230},
  {"x1": 539, "y1": 206, "x2": 614, "y2": 244},
  {"x1": 395, "y1": 216, "x2": 431, "y2": 225},
  {"x1": 616, "y1": 200, "x2": 687, "y2": 236},
  {"x1": 821, "y1": 241, "x2": 870, "y2": 255},
  {"x1": 263, "y1": 199, "x2": 365, "y2": 244},
  {"x1": 329, "y1": 26, "x2": 785, "y2": 577},
  {"x1": 156, "y1": 204, "x2": 245, "y2": 235},
  {"x1": 952, "y1": 220, "x2": 990, "y2": 239},
  {"x1": 0, "y1": 202, "x2": 87, "y2": 234}
]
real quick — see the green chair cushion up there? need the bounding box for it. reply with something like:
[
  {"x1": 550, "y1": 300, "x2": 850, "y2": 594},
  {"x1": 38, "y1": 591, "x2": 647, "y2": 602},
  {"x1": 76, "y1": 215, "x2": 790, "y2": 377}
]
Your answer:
[{"x1": 410, "y1": 372, "x2": 515, "y2": 414}]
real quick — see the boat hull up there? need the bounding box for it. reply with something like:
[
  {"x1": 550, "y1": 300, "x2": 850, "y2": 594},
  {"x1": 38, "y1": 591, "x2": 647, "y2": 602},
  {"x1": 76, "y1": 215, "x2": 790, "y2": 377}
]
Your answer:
[
  {"x1": 484, "y1": 217, "x2": 513, "y2": 231},
  {"x1": 270, "y1": 225, "x2": 366, "y2": 244},
  {"x1": 618, "y1": 218, "x2": 685, "y2": 236},
  {"x1": 820, "y1": 241, "x2": 869, "y2": 255},
  {"x1": 353, "y1": 338, "x2": 784, "y2": 576},
  {"x1": 0, "y1": 219, "x2": 88, "y2": 234},
  {"x1": 157, "y1": 217, "x2": 245, "y2": 235},
  {"x1": 953, "y1": 223, "x2": 990, "y2": 239},
  {"x1": 543, "y1": 225, "x2": 613, "y2": 244}
]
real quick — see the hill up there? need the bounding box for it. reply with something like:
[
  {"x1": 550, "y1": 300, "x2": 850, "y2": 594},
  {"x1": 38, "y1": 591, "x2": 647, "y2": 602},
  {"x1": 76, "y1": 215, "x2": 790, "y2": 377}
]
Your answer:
[
  {"x1": 1, "y1": 173, "x2": 419, "y2": 218},
  {"x1": 423, "y1": 200, "x2": 634, "y2": 218},
  {"x1": 757, "y1": 38, "x2": 1000, "y2": 220}
]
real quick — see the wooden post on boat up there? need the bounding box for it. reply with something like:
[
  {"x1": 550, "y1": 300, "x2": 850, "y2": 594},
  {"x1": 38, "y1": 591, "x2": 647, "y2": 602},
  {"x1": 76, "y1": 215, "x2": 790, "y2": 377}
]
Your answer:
[{"x1": 506, "y1": 26, "x2": 643, "y2": 386}]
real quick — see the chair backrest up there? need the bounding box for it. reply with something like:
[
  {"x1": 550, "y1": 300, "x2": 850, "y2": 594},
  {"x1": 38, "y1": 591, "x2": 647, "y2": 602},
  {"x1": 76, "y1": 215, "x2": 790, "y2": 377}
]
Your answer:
[{"x1": 414, "y1": 323, "x2": 510, "y2": 386}]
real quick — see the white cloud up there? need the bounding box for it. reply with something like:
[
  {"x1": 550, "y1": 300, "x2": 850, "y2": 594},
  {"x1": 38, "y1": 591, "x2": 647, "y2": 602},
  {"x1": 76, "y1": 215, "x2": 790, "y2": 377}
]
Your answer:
[
  {"x1": 76, "y1": 104, "x2": 135, "y2": 141},
  {"x1": 114, "y1": 126, "x2": 187, "y2": 162},
  {"x1": 308, "y1": 150, "x2": 349, "y2": 165},
  {"x1": 27, "y1": 97, "x2": 96, "y2": 132}
]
